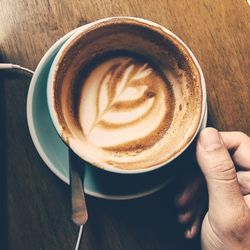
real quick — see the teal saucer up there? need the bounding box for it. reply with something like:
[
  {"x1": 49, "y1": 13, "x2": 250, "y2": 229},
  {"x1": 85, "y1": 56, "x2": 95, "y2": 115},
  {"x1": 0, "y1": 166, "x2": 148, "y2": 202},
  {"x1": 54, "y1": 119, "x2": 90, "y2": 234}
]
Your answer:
[
  {"x1": 26, "y1": 29, "x2": 179, "y2": 200},
  {"x1": 27, "y1": 28, "x2": 207, "y2": 200}
]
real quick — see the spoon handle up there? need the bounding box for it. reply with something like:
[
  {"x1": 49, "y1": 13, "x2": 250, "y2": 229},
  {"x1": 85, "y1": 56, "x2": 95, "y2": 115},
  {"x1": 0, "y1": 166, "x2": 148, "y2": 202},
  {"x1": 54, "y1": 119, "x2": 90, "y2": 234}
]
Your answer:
[{"x1": 69, "y1": 150, "x2": 88, "y2": 226}]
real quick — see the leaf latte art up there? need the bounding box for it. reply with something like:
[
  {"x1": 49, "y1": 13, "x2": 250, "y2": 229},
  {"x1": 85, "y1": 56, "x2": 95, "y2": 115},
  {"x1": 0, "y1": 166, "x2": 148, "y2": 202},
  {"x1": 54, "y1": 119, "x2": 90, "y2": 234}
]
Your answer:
[{"x1": 79, "y1": 56, "x2": 174, "y2": 154}]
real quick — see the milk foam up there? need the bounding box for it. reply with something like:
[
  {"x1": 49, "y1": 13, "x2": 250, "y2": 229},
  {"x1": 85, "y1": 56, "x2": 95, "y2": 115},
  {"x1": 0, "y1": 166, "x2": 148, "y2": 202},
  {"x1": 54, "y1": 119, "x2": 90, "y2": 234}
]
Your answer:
[{"x1": 78, "y1": 56, "x2": 174, "y2": 152}]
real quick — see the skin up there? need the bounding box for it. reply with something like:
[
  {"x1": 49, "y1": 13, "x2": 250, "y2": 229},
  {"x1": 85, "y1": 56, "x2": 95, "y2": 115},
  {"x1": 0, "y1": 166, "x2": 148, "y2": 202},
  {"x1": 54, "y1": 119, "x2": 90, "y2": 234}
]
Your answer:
[{"x1": 176, "y1": 127, "x2": 250, "y2": 249}]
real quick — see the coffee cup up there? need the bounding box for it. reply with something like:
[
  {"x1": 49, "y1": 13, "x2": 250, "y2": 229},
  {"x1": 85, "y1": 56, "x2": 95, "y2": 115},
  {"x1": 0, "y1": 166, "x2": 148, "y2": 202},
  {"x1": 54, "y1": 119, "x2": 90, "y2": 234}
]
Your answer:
[{"x1": 47, "y1": 17, "x2": 206, "y2": 174}]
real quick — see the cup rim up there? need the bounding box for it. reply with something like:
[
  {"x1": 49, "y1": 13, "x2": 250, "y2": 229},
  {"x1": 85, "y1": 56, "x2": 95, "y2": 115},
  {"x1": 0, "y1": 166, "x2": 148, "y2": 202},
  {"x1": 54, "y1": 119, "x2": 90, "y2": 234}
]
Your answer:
[{"x1": 47, "y1": 16, "x2": 207, "y2": 174}]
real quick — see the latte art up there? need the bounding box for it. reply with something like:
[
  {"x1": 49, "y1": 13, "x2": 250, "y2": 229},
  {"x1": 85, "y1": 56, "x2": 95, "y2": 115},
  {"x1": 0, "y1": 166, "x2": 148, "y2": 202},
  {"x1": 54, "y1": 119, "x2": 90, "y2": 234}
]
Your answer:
[{"x1": 78, "y1": 56, "x2": 174, "y2": 153}]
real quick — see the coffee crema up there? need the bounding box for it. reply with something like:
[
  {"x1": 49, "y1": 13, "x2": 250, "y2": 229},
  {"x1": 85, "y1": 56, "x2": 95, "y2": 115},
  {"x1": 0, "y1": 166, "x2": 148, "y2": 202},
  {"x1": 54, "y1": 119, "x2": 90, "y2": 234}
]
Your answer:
[{"x1": 51, "y1": 17, "x2": 203, "y2": 171}]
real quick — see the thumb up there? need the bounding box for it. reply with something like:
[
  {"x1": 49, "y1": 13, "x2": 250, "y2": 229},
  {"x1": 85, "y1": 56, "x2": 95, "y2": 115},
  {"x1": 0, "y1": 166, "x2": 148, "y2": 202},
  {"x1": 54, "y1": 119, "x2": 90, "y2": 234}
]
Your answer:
[{"x1": 196, "y1": 127, "x2": 244, "y2": 212}]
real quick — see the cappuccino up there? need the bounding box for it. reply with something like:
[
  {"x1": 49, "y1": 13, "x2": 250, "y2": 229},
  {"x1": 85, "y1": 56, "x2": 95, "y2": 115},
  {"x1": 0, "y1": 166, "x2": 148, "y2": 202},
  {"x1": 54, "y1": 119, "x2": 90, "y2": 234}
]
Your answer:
[{"x1": 49, "y1": 17, "x2": 203, "y2": 171}]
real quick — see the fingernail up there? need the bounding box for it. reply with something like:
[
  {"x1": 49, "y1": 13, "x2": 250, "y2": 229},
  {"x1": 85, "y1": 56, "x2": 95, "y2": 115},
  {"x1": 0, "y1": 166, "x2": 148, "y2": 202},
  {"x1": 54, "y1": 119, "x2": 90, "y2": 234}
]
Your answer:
[
  {"x1": 198, "y1": 128, "x2": 222, "y2": 152},
  {"x1": 185, "y1": 228, "x2": 192, "y2": 239},
  {"x1": 175, "y1": 193, "x2": 187, "y2": 207},
  {"x1": 185, "y1": 224, "x2": 197, "y2": 239},
  {"x1": 178, "y1": 212, "x2": 191, "y2": 223}
]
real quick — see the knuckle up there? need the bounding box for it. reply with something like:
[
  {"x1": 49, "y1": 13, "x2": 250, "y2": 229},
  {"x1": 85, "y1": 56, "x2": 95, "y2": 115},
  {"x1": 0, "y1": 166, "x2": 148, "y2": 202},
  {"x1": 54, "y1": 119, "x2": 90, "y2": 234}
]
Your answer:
[
  {"x1": 213, "y1": 159, "x2": 234, "y2": 172},
  {"x1": 208, "y1": 159, "x2": 236, "y2": 181},
  {"x1": 235, "y1": 131, "x2": 250, "y2": 141},
  {"x1": 237, "y1": 172, "x2": 250, "y2": 185}
]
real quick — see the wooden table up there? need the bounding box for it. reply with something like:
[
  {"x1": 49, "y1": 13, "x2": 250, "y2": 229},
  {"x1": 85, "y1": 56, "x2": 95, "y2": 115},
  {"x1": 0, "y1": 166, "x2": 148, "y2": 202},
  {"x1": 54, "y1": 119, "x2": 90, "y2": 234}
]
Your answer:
[{"x1": 0, "y1": 1, "x2": 249, "y2": 249}]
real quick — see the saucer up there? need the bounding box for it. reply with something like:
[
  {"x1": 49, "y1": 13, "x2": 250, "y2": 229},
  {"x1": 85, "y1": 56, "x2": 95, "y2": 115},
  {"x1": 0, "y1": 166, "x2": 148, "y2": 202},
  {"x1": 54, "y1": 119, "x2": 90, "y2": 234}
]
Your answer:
[{"x1": 27, "y1": 29, "x2": 207, "y2": 200}]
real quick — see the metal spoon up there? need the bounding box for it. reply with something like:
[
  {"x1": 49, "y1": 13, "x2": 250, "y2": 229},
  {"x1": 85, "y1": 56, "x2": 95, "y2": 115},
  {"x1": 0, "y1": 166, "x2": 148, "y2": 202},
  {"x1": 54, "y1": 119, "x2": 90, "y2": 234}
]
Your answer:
[
  {"x1": 69, "y1": 149, "x2": 88, "y2": 225},
  {"x1": 69, "y1": 150, "x2": 88, "y2": 249}
]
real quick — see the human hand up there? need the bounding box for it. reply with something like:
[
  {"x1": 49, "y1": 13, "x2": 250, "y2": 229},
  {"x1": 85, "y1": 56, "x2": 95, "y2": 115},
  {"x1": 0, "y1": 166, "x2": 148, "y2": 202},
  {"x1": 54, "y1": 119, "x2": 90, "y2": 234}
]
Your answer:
[{"x1": 196, "y1": 127, "x2": 250, "y2": 250}]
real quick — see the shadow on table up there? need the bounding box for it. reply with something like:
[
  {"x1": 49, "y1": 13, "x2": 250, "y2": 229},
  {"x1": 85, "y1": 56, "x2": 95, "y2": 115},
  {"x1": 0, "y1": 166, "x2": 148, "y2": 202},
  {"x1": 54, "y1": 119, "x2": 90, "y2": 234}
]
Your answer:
[
  {"x1": 0, "y1": 57, "x2": 8, "y2": 250},
  {"x1": 83, "y1": 111, "x2": 214, "y2": 250},
  {"x1": 84, "y1": 133, "x2": 213, "y2": 250}
]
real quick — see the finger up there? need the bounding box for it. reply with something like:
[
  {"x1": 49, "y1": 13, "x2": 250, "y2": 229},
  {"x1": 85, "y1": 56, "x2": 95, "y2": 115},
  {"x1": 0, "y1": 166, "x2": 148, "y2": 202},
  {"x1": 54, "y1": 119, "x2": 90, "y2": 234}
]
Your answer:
[
  {"x1": 178, "y1": 193, "x2": 204, "y2": 224},
  {"x1": 178, "y1": 209, "x2": 194, "y2": 224},
  {"x1": 196, "y1": 128, "x2": 245, "y2": 214},
  {"x1": 185, "y1": 216, "x2": 201, "y2": 239},
  {"x1": 176, "y1": 178, "x2": 202, "y2": 208},
  {"x1": 220, "y1": 131, "x2": 250, "y2": 170},
  {"x1": 238, "y1": 171, "x2": 250, "y2": 195},
  {"x1": 178, "y1": 185, "x2": 207, "y2": 224}
]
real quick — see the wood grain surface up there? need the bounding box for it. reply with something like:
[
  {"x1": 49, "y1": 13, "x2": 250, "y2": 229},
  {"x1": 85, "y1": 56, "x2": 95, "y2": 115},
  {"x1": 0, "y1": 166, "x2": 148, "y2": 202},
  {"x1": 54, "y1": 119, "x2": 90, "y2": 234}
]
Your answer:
[{"x1": 0, "y1": 1, "x2": 249, "y2": 249}]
